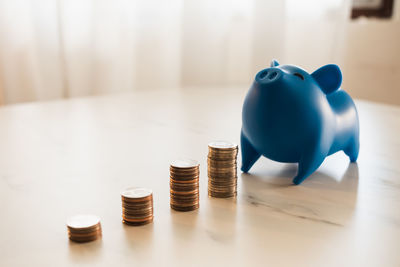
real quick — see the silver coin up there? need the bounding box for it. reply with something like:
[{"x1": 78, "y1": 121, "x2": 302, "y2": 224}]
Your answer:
[
  {"x1": 171, "y1": 159, "x2": 199, "y2": 168},
  {"x1": 208, "y1": 141, "x2": 238, "y2": 150},
  {"x1": 121, "y1": 187, "x2": 153, "y2": 199},
  {"x1": 67, "y1": 214, "x2": 100, "y2": 229}
]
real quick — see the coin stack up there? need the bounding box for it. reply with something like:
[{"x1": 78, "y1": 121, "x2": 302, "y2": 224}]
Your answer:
[
  {"x1": 66, "y1": 214, "x2": 102, "y2": 243},
  {"x1": 170, "y1": 159, "x2": 200, "y2": 211},
  {"x1": 121, "y1": 187, "x2": 154, "y2": 226},
  {"x1": 208, "y1": 141, "x2": 239, "y2": 198}
]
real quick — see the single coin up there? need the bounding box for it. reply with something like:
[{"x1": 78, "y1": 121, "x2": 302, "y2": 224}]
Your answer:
[
  {"x1": 67, "y1": 214, "x2": 100, "y2": 230},
  {"x1": 208, "y1": 181, "x2": 237, "y2": 187},
  {"x1": 123, "y1": 215, "x2": 154, "y2": 222},
  {"x1": 122, "y1": 203, "x2": 153, "y2": 210},
  {"x1": 122, "y1": 212, "x2": 154, "y2": 220},
  {"x1": 67, "y1": 225, "x2": 102, "y2": 234},
  {"x1": 208, "y1": 156, "x2": 237, "y2": 161},
  {"x1": 67, "y1": 230, "x2": 101, "y2": 238},
  {"x1": 171, "y1": 159, "x2": 199, "y2": 169},
  {"x1": 208, "y1": 170, "x2": 237, "y2": 176},
  {"x1": 170, "y1": 170, "x2": 200, "y2": 179},
  {"x1": 207, "y1": 158, "x2": 237, "y2": 164},
  {"x1": 208, "y1": 168, "x2": 237, "y2": 173},
  {"x1": 208, "y1": 150, "x2": 238, "y2": 155},
  {"x1": 122, "y1": 207, "x2": 153, "y2": 214},
  {"x1": 170, "y1": 184, "x2": 199, "y2": 192},
  {"x1": 170, "y1": 204, "x2": 199, "y2": 212},
  {"x1": 123, "y1": 217, "x2": 153, "y2": 226},
  {"x1": 169, "y1": 175, "x2": 200, "y2": 182},
  {"x1": 208, "y1": 141, "x2": 238, "y2": 150},
  {"x1": 208, "y1": 192, "x2": 236, "y2": 198},
  {"x1": 208, "y1": 151, "x2": 237, "y2": 155},
  {"x1": 69, "y1": 235, "x2": 101, "y2": 243},
  {"x1": 121, "y1": 187, "x2": 152, "y2": 199},
  {"x1": 208, "y1": 188, "x2": 237, "y2": 194}
]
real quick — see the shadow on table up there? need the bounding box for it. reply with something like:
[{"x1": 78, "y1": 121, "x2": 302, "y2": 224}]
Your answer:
[
  {"x1": 239, "y1": 163, "x2": 359, "y2": 226},
  {"x1": 68, "y1": 239, "x2": 103, "y2": 262},
  {"x1": 240, "y1": 162, "x2": 359, "y2": 189},
  {"x1": 122, "y1": 221, "x2": 154, "y2": 250},
  {"x1": 170, "y1": 208, "x2": 199, "y2": 239},
  {"x1": 202, "y1": 196, "x2": 238, "y2": 244}
]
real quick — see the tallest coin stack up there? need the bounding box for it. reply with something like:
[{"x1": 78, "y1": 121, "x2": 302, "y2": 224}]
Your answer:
[{"x1": 207, "y1": 141, "x2": 239, "y2": 198}]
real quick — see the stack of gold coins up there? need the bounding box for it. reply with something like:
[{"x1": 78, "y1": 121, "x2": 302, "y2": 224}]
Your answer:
[
  {"x1": 208, "y1": 141, "x2": 239, "y2": 198},
  {"x1": 66, "y1": 214, "x2": 102, "y2": 243},
  {"x1": 170, "y1": 159, "x2": 200, "y2": 211},
  {"x1": 121, "y1": 187, "x2": 153, "y2": 226}
]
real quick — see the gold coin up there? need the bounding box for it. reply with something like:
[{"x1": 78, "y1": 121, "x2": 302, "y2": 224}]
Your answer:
[
  {"x1": 123, "y1": 216, "x2": 153, "y2": 226},
  {"x1": 170, "y1": 203, "x2": 199, "y2": 212},
  {"x1": 121, "y1": 187, "x2": 154, "y2": 226},
  {"x1": 67, "y1": 224, "x2": 102, "y2": 234},
  {"x1": 69, "y1": 234, "x2": 101, "y2": 243},
  {"x1": 170, "y1": 178, "x2": 199, "y2": 184},
  {"x1": 123, "y1": 216, "x2": 154, "y2": 226},
  {"x1": 208, "y1": 192, "x2": 236, "y2": 198},
  {"x1": 66, "y1": 214, "x2": 102, "y2": 243},
  {"x1": 207, "y1": 159, "x2": 237, "y2": 164},
  {"x1": 169, "y1": 159, "x2": 200, "y2": 212}
]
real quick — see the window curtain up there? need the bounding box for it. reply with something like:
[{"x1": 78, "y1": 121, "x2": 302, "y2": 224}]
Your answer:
[{"x1": 0, "y1": 0, "x2": 351, "y2": 104}]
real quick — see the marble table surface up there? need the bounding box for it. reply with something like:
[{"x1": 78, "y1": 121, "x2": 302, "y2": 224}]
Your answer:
[{"x1": 0, "y1": 88, "x2": 399, "y2": 267}]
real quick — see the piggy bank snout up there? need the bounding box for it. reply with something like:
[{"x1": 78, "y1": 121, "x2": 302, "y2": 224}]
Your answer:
[{"x1": 255, "y1": 68, "x2": 282, "y2": 84}]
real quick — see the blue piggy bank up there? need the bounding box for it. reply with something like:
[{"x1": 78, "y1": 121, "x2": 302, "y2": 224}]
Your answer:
[{"x1": 241, "y1": 60, "x2": 359, "y2": 185}]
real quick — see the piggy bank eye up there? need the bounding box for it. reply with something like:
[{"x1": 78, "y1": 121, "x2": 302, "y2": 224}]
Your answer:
[{"x1": 294, "y1": 73, "x2": 304, "y2": 80}]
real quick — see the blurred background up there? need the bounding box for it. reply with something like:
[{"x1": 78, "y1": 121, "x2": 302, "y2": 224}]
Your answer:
[{"x1": 0, "y1": 0, "x2": 398, "y2": 105}]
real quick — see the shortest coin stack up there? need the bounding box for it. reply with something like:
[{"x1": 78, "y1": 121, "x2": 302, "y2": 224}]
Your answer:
[
  {"x1": 208, "y1": 141, "x2": 239, "y2": 198},
  {"x1": 170, "y1": 159, "x2": 200, "y2": 212},
  {"x1": 121, "y1": 187, "x2": 154, "y2": 226},
  {"x1": 67, "y1": 214, "x2": 102, "y2": 243}
]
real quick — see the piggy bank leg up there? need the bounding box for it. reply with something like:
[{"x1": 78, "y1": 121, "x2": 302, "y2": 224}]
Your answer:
[
  {"x1": 344, "y1": 138, "x2": 359, "y2": 162},
  {"x1": 293, "y1": 148, "x2": 326, "y2": 185},
  {"x1": 240, "y1": 131, "x2": 261, "y2": 173}
]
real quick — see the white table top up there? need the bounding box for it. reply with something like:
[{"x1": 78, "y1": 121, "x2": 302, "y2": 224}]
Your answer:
[{"x1": 0, "y1": 88, "x2": 399, "y2": 267}]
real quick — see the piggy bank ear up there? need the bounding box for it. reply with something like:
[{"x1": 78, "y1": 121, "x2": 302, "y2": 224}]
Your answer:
[
  {"x1": 311, "y1": 64, "x2": 342, "y2": 94},
  {"x1": 270, "y1": 59, "x2": 279, "y2": 67}
]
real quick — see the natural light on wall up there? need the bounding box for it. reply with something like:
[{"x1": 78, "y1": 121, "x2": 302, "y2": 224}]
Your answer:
[
  {"x1": 0, "y1": 0, "x2": 350, "y2": 104},
  {"x1": 286, "y1": 0, "x2": 344, "y2": 18}
]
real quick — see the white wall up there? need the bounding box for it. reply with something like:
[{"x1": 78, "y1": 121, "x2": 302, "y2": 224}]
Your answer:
[
  {"x1": 0, "y1": 0, "x2": 398, "y2": 105},
  {"x1": 343, "y1": 1, "x2": 400, "y2": 105}
]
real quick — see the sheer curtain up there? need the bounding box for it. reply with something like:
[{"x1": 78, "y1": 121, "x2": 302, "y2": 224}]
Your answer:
[{"x1": 0, "y1": 0, "x2": 350, "y2": 104}]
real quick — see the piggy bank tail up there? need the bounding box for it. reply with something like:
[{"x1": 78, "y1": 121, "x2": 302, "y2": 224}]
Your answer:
[{"x1": 328, "y1": 90, "x2": 360, "y2": 162}]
